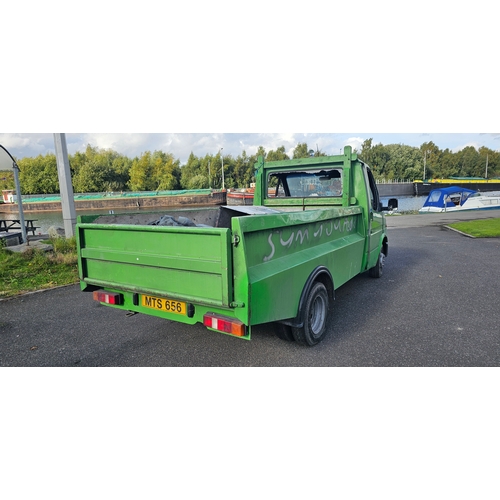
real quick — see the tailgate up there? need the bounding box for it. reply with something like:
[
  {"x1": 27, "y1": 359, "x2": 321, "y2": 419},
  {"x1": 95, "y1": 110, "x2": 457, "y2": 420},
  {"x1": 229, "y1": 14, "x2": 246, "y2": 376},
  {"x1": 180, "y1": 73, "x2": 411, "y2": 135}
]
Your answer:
[{"x1": 77, "y1": 223, "x2": 233, "y2": 307}]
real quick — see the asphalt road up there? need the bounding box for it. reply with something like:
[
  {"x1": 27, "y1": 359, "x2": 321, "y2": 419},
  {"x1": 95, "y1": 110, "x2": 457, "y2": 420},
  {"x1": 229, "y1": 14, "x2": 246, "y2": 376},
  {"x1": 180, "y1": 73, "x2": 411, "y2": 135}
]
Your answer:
[{"x1": 1, "y1": 210, "x2": 500, "y2": 366}]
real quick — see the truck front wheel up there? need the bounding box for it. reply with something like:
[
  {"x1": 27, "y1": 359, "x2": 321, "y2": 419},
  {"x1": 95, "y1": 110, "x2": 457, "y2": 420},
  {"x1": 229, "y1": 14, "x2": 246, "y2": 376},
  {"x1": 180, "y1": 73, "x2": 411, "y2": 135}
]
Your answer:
[
  {"x1": 292, "y1": 282, "x2": 330, "y2": 346},
  {"x1": 369, "y1": 251, "x2": 385, "y2": 278}
]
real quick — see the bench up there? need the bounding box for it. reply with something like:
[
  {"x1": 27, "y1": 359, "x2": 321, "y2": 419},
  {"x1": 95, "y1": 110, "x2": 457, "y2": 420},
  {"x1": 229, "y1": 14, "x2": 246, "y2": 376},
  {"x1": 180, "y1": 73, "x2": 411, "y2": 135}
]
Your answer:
[{"x1": 0, "y1": 219, "x2": 40, "y2": 236}]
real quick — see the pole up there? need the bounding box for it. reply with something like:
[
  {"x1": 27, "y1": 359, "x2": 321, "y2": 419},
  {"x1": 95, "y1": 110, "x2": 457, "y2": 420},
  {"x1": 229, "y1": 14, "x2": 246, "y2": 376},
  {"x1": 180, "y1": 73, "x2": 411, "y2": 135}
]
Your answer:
[
  {"x1": 53, "y1": 134, "x2": 77, "y2": 238},
  {"x1": 13, "y1": 164, "x2": 27, "y2": 243},
  {"x1": 423, "y1": 151, "x2": 427, "y2": 181},
  {"x1": 221, "y1": 148, "x2": 225, "y2": 190}
]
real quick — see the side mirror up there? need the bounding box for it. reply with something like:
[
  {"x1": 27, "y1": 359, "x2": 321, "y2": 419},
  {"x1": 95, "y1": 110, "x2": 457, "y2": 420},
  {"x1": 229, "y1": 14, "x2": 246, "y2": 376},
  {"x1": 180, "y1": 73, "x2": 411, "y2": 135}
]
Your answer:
[{"x1": 381, "y1": 198, "x2": 398, "y2": 211}]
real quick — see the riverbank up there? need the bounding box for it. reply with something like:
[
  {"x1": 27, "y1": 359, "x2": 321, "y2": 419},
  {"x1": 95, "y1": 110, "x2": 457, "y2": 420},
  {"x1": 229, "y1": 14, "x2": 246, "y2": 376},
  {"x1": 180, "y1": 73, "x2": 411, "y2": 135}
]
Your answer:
[{"x1": 0, "y1": 236, "x2": 78, "y2": 299}]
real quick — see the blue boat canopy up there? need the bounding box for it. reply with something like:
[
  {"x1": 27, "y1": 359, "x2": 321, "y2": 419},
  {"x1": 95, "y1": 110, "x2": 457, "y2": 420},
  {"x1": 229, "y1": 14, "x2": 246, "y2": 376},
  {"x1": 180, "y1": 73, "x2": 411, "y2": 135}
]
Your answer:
[{"x1": 422, "y1": 186, "x2": 477, "y2": 209}]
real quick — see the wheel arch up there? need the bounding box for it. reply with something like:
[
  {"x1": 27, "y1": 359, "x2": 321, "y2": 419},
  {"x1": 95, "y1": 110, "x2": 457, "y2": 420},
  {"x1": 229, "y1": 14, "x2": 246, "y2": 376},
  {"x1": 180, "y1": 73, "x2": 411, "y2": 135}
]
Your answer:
[
  {"x1": 282, "y1": 266, "x2": 334, "y2": 328},
  {"x1": 382, "y1": 235, "x2": 388, "y2": 257}
]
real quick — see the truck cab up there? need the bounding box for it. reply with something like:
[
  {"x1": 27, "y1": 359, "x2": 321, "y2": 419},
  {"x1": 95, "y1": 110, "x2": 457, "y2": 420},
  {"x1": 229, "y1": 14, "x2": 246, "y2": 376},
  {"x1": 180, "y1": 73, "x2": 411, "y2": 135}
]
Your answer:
[{"x1": 253, "y1": 146, "x2": 388, "y2": 277}]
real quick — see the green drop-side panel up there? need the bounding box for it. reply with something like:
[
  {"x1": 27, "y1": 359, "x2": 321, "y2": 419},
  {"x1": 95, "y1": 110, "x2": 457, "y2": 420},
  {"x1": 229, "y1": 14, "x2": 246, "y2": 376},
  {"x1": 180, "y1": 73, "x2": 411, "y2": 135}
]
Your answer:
[
  {"x1": 78, "y1": 224, "x2": 233, "y2": 307},
  {"x1": 231, "y1": 207, "x2": 366, "y2": 325}
]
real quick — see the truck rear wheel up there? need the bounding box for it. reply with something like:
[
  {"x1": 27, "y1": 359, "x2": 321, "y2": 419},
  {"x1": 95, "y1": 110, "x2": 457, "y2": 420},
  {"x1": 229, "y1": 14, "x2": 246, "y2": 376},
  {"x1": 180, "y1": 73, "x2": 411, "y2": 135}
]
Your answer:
[{"x1": 292, "y1": 282, "x2": 329, "y2": 346}]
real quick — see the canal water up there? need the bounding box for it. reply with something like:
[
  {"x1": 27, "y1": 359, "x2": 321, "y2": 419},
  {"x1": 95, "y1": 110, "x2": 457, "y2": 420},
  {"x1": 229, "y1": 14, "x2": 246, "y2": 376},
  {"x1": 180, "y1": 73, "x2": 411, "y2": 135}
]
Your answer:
[
  {"x1": 381, "y1": 195, "x2": 424, "y2": 212},
  {"x1": 0, "y1": 195, "x2": 429, "y2": 236}
]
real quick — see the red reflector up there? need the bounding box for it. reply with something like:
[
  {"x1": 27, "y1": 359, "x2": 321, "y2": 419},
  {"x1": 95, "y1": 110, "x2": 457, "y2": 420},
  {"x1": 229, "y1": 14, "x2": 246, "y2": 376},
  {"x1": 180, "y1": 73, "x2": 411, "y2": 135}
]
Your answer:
[
  {"x1": 203, "y1": 313, "x2": 246, "y2": 337},
  {"x1": 93, "y1": 290, "x2": 123, "y2": 305}
]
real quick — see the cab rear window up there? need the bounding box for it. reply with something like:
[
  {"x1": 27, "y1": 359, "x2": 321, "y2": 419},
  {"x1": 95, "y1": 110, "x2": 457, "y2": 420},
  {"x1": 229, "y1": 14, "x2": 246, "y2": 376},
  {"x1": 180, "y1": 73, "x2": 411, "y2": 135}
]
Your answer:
[{"x1": 267, "y1": 169, "x2": 343, "y2": 198}]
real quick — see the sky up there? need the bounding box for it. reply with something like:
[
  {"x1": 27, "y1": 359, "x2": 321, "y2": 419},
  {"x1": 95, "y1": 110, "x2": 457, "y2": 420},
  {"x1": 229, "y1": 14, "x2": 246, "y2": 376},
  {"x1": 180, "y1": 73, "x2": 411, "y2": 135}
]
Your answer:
[{"x1": 1, "y1": 133, "x2": 500, "y2": 167}]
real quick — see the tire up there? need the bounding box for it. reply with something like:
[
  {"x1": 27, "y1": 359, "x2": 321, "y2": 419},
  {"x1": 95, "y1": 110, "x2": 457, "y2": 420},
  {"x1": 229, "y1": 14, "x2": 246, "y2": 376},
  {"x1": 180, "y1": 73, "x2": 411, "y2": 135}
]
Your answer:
[
  {"x1": 274, "y1": 323, "x2": 295, "y2": 342},
  {"x1": 291, "y1": 282, "x2": 330, "y2": 346},
  {"x1": 369, "y1": 251, "x2": 385, "y2": 278}
]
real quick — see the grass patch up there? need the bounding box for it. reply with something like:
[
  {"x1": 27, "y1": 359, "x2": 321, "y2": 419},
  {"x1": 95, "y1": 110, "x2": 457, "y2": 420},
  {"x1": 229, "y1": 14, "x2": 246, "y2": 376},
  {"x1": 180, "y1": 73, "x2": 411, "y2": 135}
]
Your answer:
[
  {"x1": 447, "y1": 218, "x2": 500, "y2": 238},
  {"x1": 0, "y1": 237, "x2": 79, "y2": 298}
]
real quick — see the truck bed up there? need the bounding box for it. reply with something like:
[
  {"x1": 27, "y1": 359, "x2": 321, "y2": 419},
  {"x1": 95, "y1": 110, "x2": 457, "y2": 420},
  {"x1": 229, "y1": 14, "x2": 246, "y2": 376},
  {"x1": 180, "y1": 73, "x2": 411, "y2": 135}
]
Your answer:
[
  {"x1": 88, "y1": 206, "x2": 234, "y2": 228},
  {"x1": 77, "y1": 207, "x2": 239, "y2": 307},
  {"x1": 77, "y1": 206, "x2": 282, "y2": 308}
]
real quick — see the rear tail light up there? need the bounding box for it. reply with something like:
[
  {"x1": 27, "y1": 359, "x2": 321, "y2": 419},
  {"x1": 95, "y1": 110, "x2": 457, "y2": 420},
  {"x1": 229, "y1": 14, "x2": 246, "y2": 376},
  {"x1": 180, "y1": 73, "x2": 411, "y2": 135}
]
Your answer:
[
  {"x1": 93, "y1": 290, "x2": 124, "y2": 305},
  {"x1": 203, "y1": 313, "x2": 246, "y2": 337}
]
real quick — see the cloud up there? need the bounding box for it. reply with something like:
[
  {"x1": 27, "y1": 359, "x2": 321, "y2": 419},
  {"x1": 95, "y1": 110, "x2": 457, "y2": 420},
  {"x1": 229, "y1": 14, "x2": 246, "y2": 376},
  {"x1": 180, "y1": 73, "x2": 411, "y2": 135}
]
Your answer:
[
  {"x1": 344, "y1": 137, "x2": 365, "y2": 152},
  {"x1": 482, "y1": 133, "x2": 500, "y2": 142},
  {"x1": 0, "y1": 133, "x2": 53, "y2": 159},
  {"x1": 452, "y1": 142, "x2": 480, "y2": 153}
]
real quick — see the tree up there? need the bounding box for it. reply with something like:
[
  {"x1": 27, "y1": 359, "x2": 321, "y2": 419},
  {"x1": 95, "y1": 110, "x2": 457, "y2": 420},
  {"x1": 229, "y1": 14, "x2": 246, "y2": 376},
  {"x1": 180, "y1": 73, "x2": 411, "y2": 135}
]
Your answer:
[
  {"x1": 477, "y1": 147, "x2": 498, "y2": 178},
  {"x1": 384, "y1": 144, "x2": 423, "y2": 181},
  {"x1": 359, "y1": 139, "x2": 390, "y2": 178},
  {"x1": 292, "y1": 142, "x2": 311, "y2": 159},
  {"x1": 222, "y1": 154, "x2": 236, "y2": 189},
  {"x1": 110, "y1": 156, "x2": 133, "y2": 191},
  {"x1": 127, "y1": 150, "x2": 181, "y2": 191},
  {"x1": 69, "y1": 150, "x2": 87, "y2": 179},
  {"x1": 419, "y1": 141, "x2": 441, "y2": 180},
  {"x1": 18, "y1": 154, "x2": 59, "y2": 194},
  {"x1": 455, "y1": 146, "x2": 480, "y2": 177},
  {"x1": 438, "y1": 149, "x2": 459, "y2": 179},
  {"x1": 180, "y1": 152, "x2": 201, "y2": 189},
  {"x1": 70, "y1": 145, "x2": 133, "y2": 193},
  {"x1": 359, "y1": 138, "x2": 374, "y2": 163},
  {"x1": 255, "y1": 146, "x2": 267, "y2": 160},
  {"x1": 152, "y1": 151, "x2": 181, "y2": 190},
  {"x1": 267, "y1": 145, "x2": 289, "y2": 162},
  {"x1": 129, "y1": 151, "x2": 153, "y2": 191},
  {"x1": 232, "y1": 151, "x2": 254, "y2": 188},
  {"x1": 0, "y1": 170, "x2": 14, "y2": 191},
  {"x1": 211, "y1": 151, "x2": 228, "y2": 189},
  {"x1": 73, "y1": 159, "x2": 109, "y2": 192}
]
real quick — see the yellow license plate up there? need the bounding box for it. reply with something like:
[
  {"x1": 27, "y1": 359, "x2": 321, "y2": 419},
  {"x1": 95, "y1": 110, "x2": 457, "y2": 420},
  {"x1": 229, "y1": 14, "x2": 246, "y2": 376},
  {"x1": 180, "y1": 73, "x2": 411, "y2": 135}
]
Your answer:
[{"x1": 141, "y1": 295, "x2": 186, "y2": 315}]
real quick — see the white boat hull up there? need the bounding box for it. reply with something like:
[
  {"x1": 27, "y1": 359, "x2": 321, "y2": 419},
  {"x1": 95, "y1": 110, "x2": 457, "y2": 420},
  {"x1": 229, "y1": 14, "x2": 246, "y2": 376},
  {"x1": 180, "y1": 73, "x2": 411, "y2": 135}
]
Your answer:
[{"x1": 419, "y1": 194, "x2": 500, "y2": 213}]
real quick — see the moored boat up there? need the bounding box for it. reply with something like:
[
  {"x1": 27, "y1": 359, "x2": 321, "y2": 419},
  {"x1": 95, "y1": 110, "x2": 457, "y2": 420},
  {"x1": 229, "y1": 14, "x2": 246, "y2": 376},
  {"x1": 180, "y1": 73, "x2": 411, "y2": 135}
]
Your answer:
[{"x1": 419, "y1": 186, "x2": 500, "y2": 213}]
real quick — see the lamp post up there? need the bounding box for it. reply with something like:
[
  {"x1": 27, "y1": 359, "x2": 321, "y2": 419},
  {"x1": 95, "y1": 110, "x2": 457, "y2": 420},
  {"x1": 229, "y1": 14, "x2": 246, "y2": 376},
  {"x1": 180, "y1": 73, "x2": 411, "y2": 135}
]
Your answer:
[
  {"x1": 0, "y1": 144, "x2": 27, "y2": 243},
  {"x1": 423, "y1": 150, "x2": 430, "y2": 181},
  {"x1": 53, "y1": 133, "x2": 76, "y2": 238},
  {"x1": 220, "y1": 148, "x2": 225, "y2": 190}
]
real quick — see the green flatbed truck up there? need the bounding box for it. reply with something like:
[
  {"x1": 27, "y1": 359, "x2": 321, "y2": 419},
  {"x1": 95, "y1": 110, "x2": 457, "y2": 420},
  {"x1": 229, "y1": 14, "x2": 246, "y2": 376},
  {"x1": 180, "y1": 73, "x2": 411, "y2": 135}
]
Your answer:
[{"x1": 76, "y1": 146, "x2": 392, "y2": 346}]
